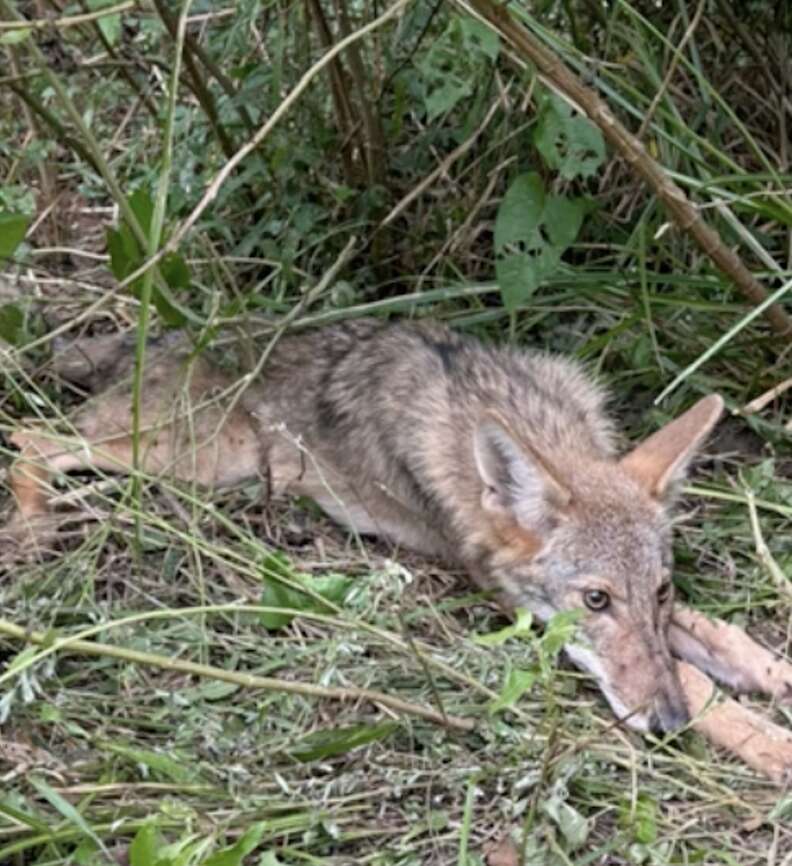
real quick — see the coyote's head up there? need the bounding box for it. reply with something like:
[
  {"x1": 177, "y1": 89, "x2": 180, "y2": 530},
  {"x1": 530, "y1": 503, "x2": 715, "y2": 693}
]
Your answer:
[{"x1": 473, "y1": 395, "x2": 724, "y2": 733}]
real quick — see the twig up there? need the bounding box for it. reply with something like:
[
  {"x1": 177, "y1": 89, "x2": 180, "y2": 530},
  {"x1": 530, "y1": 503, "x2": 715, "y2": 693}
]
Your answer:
[
  {"x1": 742, "y1": 378, "x2": 792, "y2": 415},
  {"x1": 0, "y1": 0, "x2": 135, "y2": 29}
]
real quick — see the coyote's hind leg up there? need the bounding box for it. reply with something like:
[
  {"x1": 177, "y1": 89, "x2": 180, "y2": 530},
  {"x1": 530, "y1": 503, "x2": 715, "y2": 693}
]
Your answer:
[
  {"x1": 670, "y1": 605, "x2": 792, "y2": 703},
  {"x1": 2, "y1": 428, "x2": 132, "y2": 553}
]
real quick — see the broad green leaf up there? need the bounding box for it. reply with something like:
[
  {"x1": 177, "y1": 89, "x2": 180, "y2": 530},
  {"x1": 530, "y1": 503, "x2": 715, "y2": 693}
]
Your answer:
[
  {"x1": 460, "y1": 18, "x2": 500, "y2": 60},
  {"x1": 541, "y1": 795, "x2": 590, "y2": 850},
  {"x1": 544, "y1": 196, "x2": 585, "y2": 248},
  {"x1": 287, "y1": 721, "x2": 398, "y2": 763},
  {"x1": 161, "y1": 252, "x2": 191, "y2": 290},
  {"x1": 129, "y1": 188, "x2": 154, "y2": 238},
  {"x1": 106, "y1": 224, "x2": 140, "y2": 281},
  {"x1": 496, "y1": 252, "x2": 541, "y2": 313},
  {"x1": 202, "y1": 822, "x2": 267, "y2": 866},
  {"x1": 489, "y1": 667, "x2": 536, "y2": 714},
  {"x1": 0, "y1": 303, "x2": 24, "y2": 346},
  {"x1": 425, "y1": 78, "x2": 471, "y2": 121},
  {"x1": 494, "y1": 173, "x2": 545, "y2": 250},
  {"x1": 151, "y1": 285, "x2": 188, "y2": 328},
  {"x1": 474, "y1": 608, "x2": 533, "y2": 646},
  {"x1": 534, "y1": 94, "x2": 605, "y2": 181},
  {"x1": 130, "y1": 822, "x2": 164, "y2": 866},
  {"x1": 259, "y1": 554, "x2": 353, "y2": 630},
  {"x1": 541, "y1": 609, "x2": 584, "y2": 659},
  {"x1": 0, "y1": 213, "x2": 30, "y2": 259},
  {"x1": 0, "y1": 26, "x2": 31, "y2": 45}
]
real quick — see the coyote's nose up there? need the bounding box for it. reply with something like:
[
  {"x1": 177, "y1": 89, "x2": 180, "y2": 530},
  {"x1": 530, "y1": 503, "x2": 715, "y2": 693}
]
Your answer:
[{"x1": 649, "y1": 692, "x2": 690, "y2": 734}]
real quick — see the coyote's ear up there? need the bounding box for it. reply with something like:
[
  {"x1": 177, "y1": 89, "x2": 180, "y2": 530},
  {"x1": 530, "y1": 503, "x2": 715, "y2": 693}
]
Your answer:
[
  {"x1": 621, "y1": 395, "x2": 724, "y2": 499},
  {"x1": 474, "y1": 413, "x2": 570, "y2": 529}
]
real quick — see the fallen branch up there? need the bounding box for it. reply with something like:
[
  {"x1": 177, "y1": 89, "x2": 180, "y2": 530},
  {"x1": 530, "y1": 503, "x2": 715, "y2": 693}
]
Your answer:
[{"x1": 460, "y1": 0, "x2": 792, "y2": 337}]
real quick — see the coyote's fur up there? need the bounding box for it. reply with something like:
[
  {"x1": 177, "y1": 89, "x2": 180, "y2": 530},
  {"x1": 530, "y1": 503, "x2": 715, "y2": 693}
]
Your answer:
[{"x1": 4, "y1": 319, "x2": 792, "y2": 778}]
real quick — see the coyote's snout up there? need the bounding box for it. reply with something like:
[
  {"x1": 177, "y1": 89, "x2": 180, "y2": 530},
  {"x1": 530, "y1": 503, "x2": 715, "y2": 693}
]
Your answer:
[{"x1": 4, "y1": 319, "x2": 792, "y2": 756}]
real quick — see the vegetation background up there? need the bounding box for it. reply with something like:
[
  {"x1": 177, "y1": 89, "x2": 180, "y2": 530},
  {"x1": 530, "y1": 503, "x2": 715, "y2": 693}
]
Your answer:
[{"x1": 0, "y1": 0, "x2": 791, "y2": 863}]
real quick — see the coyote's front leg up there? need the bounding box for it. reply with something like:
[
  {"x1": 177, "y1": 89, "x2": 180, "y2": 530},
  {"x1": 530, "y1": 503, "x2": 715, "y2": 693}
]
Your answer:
[
  {"x1": 677, "y1": 661, "x2": 792, "y2": 784},
  {"x1": 670, "y1": 605, "x2": 792, "y2": 702}
]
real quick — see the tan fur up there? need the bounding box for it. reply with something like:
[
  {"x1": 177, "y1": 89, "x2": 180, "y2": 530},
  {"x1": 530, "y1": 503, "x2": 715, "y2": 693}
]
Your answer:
[{"x1": 3, "y1": 319, "x2": 791, "y2": 779}]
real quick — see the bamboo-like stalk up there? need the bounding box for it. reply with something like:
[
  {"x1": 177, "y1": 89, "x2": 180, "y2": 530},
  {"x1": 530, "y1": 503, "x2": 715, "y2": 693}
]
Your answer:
[
  {"x1": 0, "y1": 617, "x2": 475, "y2": 731},
  {"x1": 460, "y1": 0, "x2": 792, "y2": 337}
]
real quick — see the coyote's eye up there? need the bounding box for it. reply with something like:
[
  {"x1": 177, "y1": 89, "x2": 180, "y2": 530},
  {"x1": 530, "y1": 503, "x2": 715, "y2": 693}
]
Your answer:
[
  {"x1": 583, "y1": 589, "x2": 610, "y2": 611},
  {"x1": 657, "y1": 582, "x2": 673, "y2": 604}
]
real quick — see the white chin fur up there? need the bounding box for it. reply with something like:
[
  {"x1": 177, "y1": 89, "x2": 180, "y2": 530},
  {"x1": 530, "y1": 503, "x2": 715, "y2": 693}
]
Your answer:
[{"x1": 564, "y1": 643, "x2": 651, "y2": 732}]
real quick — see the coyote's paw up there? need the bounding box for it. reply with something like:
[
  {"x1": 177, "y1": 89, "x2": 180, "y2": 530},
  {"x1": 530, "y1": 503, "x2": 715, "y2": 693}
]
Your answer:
[{"x1": 0, "y1": 512, "x2": 60, "y2": 564}]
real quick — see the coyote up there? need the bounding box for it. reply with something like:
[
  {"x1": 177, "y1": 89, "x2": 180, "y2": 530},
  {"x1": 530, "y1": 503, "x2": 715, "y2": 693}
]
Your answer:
[{"x1": 4, "y1": 319, "x2": 792, "y2": 777}]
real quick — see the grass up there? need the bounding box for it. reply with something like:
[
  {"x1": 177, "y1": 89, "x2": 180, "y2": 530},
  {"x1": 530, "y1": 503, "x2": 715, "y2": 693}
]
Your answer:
[
  {"x1": 1, "y1": 0, "x2": 792, "y2": 863},
  {"x1": 1, "y1": 279, "x2": 790, "y2": 864}
]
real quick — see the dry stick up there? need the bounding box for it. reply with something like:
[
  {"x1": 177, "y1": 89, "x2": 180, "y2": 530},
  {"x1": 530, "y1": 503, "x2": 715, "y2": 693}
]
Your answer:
[
  {"x1": 0, "y1": 618, "x2": 474, "y2": 732},
  {"x1": 460, "y1": 0, "x2": 792, "y2": 337},
  {"x1": 0, "y1": 0, "x2": 135, "y2": 29}
]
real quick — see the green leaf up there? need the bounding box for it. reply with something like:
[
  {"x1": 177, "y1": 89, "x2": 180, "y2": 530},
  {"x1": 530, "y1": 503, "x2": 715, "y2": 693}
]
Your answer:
[
  {"x1": 460, "y1": 18, "x2": 500, "y2": 60},
  {"x1": 542, "y1": 795, "x2": 590, "y2": 850},
  {"x1": 496, "y1": 252, "x2": 541, "y2": 313},
  {"x1": 489, "y1": 667, "x2": 536, "y2": 714},
  {"x1": 259, "y1": 554, "x2": 353, "y2": 630},
  {"x1": 287, "y1": 721, "x2": 398, "y2": 763},
  {"x1": 0, "y1": 26, "x2": 31, "y2": 45},
  {"x1": 0, "y1": 303, "x2": 24, "y2": 346},
  {"x1": 474, "y1": 608, "x2": 533, "y2": 646},
  {"x1": 425, "y1": 78, "x2": 471, "y2": 121},
  {"x1": 106, "y1": 224, "x2": 140, "y2": 281},
  {"x1": 494, "y1": 173, "x2": 545, "y2": 250},
  {"x1": 534, "y1": 94, "x2": 605, "y2": 181},
  {"x1": 161, "y1": 252, "x2": 191, "y2": 290},
  {"x1": 541, "y1": 609, "x2": 584, "y2": 659},
  {"x1": 130, "y1": 822, "x2": 164, "y2": 866},
  {"x1": 129, "y1": 188, "x2": 154, "y2": 238},
  {"x1": 202, "y1": 822, "x2": 267, "y2": 866},
  {"x1": 544, "y1": 196, "x2": 585, "y2": 248},
  {"x1": 0, "y1": 213, "x2": 30, "y2": 259},
  {"x1": 29, "y1": 776, "x2": 106, "y2": 853},
  {"x1": 152, "y1": 285, "x2": 188, "y2": 328}
]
